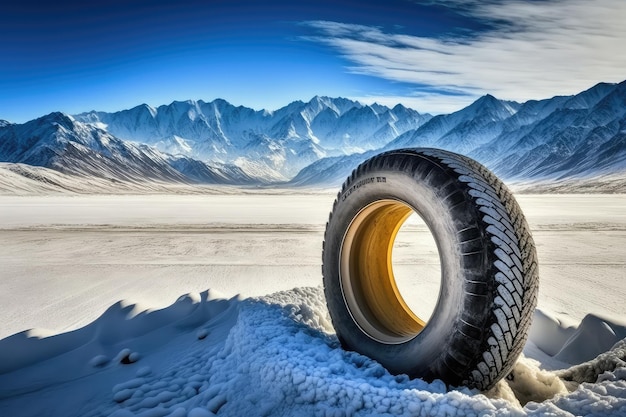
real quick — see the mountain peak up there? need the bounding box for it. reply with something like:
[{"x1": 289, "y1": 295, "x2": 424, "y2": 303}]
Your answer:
[
  {"x1": 561, "y1": 82, "x2": 617, "y2": 110},
  {"x1": 476, "y1": 94, "x2": 499, "y2": 105},
  {"x1": 139, "y1": 103, "x2": 157, "y2": 114},
  {"x1": 211, "y1": 98, "x2": 231, "y2": 107},
  {"x1": 309, "y1": 95, "x2": 341, "y2": 104},
  {"x1": 305, "y1": 95, "x2": 326, "y2": 109},
  {"x1": 40, "y1": 112, "x2": 77, "y2": 130},
  {"x1": 392, "y1": 103, "x2": 408, "y2": 111},
  {"x1": 167, "y1": 99, "x2": 201, "y2": 110},
  {"x1": 463, "y1": 94, "x2": 518, "y2": 119},
  {"x1": 120, "y1": 103, "x2": 158, "y2": 119}
]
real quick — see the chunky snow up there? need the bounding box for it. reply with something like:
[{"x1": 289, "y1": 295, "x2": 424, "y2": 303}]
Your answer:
[{"x1": 0, "y1": 192, "x2": 625, "y2": 417}]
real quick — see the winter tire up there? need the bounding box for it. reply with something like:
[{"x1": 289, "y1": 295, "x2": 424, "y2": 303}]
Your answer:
[{"x1": 322, "y1": 148, "x2": 538, "y2": 390}]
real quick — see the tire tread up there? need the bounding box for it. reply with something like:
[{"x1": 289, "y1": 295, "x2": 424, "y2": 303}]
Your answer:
[{"x1": 322, "y1": 148, "x2": 538, "y2": 390}]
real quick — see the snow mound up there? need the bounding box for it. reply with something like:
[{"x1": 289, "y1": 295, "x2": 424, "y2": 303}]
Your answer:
[
  {"x1": 0, "y1": 290, "x2": 239, "y2": 396},
  {"x1": 1, "y1": 287, "x2": 625, "y2": 417}
]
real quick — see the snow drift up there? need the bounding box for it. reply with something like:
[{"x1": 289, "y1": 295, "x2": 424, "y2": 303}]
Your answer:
[{"x1": 1, "y1": 287, "x2": 625, "y2": 417}]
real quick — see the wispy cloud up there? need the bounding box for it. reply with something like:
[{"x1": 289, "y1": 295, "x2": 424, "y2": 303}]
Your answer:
[{"x1": 303, "y1": 0, "x2": 626, "y2": 113}]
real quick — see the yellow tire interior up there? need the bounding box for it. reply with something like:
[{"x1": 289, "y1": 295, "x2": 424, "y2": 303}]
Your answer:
[{"x1": 340, "y1": 199, "x2": 427, "y2": 343}]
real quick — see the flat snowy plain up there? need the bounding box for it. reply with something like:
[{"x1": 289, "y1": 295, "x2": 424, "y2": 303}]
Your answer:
[{"x1": 0, "y1": 191, "x2": 625, "y2": 416}]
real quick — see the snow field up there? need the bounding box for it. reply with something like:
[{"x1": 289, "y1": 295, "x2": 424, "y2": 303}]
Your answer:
[
  {"x1": 0, "y1": 193, "x2": 624, "y2": 416},
  {"x1": 0, "y1": 193, "x2": 624, "y2": 339}
]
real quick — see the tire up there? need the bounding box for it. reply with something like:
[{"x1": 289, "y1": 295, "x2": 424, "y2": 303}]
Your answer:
[{"x1": 322, "y1": 148, "x2": 538, "y2": 390}]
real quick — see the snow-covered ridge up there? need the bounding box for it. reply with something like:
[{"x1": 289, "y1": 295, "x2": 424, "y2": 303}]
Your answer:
[
  {"x1": 2, "y1": 81, "x2": 626, "y2": 190},
  {"x1": 74, "y1": 96, "x2": 431, "y2": 179},
  {"x1": 291, "y1": 81, "x2": 626, "y2": 188},
  {"x1": 0, "y1": 113, "x2": 263, "y2": 186}
]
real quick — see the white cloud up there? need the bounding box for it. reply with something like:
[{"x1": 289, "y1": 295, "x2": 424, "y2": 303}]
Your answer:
[{"x1": 304, "y1": 0, "x2": 626, "y2": 114}]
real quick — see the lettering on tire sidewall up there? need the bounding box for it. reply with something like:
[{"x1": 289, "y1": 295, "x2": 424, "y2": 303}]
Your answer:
[{"x1": 341, "y1": 176, "x2": 387, "y2": 201}]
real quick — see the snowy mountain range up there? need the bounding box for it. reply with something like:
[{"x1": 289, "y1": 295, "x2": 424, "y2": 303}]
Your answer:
[
  {"x1": 1, "y1": 81, "x2": 625, "y2": 191},
  {"x1": 292, "y1": 81, "x2": 626, "y2": 187},
  {"x1": 0, "y1": 112, "x2": 257, "y2": 186},
  {"x1": 74, "y1": 97, "x2": 430, "y2": 181}
]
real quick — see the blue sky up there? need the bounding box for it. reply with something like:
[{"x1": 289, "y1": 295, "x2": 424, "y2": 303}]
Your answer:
[{"x1": 2, "y1": 0, "x2": 625, "y2": 123}]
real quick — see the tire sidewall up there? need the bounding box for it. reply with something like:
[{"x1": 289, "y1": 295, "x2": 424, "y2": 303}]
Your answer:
[{"x1": 323, "y1": 157, "x2": 486, "y2": 379}]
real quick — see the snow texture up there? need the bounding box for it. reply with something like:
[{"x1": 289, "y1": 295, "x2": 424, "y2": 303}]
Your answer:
[
  {"x1": 0, "y1": 193, "x2": 624, "y2": 416},
  {"x1": 0, "y1": 287, "x2": 625, "y2": 417}
]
